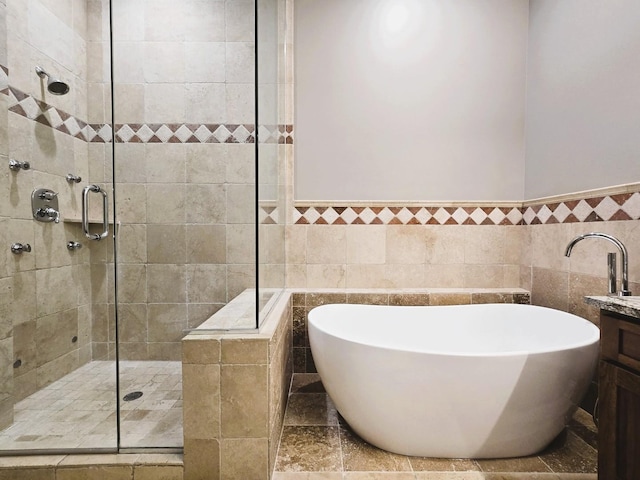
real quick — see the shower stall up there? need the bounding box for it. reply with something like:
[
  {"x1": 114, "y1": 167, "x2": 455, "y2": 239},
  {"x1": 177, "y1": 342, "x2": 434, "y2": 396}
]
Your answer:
[{"x1": 0, "y1": 0, "x2": 285, "y2": 453}]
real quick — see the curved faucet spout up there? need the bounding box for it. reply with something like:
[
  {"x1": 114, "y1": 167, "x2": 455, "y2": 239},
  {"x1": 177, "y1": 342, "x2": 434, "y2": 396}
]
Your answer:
[{"x1": 565, "y1": 232, "x2": 631, "y2": 296}]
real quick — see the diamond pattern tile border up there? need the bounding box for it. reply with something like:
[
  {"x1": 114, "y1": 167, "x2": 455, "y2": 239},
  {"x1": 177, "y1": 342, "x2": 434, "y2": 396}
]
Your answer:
[
  {"x1": 0, "y1": 65, "x2": 8, "y2": 96},
  {"x1": 522, "y1": 192, "x2": 640, "y2": 225},
  {"x1": 296, "y1": 191, "x2": 640, "y2": 226},
  {"x1": 7, "y1": 84, "x2": 292, "y2": 144},
  {"x1": 259, "y1": 205, "x2": 279, "y2": 224},
  {"x1": 294, "y1": 206, "x2": 523, "y2": 226},
  {"x1": 5, "y1": 76, "x2": 638, "y2": 226}
]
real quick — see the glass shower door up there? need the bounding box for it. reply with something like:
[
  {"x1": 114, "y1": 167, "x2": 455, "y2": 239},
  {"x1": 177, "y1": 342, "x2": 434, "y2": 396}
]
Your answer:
[
  {"x1": 110, "y1": 0, "x2": 260, "y2": 448},
  {"x1": 0, "y1": 0, "x2": 118, "y2": 453}
]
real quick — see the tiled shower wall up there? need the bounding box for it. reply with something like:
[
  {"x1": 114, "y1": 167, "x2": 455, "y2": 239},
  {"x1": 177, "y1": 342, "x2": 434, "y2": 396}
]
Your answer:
[
  {"x1": 1, "y1": 0, "x2": 95, "y2": 426},
  {"x1": 0, "y1": 0, "x2": 10, "y2": 429},
  {"x1": 0, "y1": 0, "x2": 282, "y2": 429},
  {"x1": 91, "y1": 0, "x2": 262, "y2": 360}
]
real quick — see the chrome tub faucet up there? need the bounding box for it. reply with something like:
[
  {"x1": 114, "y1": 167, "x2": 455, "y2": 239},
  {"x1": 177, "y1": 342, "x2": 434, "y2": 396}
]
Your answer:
[{"x1": 565, "y1": 232, "x2": 632, "y2": 296}]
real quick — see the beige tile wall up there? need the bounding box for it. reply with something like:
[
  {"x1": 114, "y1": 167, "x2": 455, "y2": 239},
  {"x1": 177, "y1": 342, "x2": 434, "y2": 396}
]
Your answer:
[
  {"x1": 182, "y1": 292, "x2": 292, "y2": 480},
  {"x1": 284, "y1": 217, "x2": 640, "y2": 327},
  {"x1": 524, "y1": 220, "x2": 640, "y2": 326},
  {"x1": 0, "y1": 0, "x2": 9, "y2": 430},
  {"x1": 3, "y1": 0, "x2": 96, "y2": 424},
  {"x1": 285, "y1": 224, "x2": 523, "y2": 290},
  {"x1": 104, "y1": 0, "x2": 264, "y2": 360},
  {"x1": 108, "y1": 142, "x2": 257, "y2": 360}
]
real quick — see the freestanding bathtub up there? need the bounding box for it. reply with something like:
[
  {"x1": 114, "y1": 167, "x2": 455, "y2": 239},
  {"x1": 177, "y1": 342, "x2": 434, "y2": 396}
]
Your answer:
[{"x1": 308, "y1": 303, "x2": 599, "y2": 458}]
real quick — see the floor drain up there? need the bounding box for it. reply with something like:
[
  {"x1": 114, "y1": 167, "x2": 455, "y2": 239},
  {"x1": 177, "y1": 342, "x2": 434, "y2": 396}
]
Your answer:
[{"x1": 123, "y1": 391, "x2": 143, "y2": 402}]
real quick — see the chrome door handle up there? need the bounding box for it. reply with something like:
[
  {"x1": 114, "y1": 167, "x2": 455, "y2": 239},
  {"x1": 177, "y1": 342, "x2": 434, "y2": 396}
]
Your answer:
[{"x1": 82, "y1": 185, "x2": 109, "y2": 241}]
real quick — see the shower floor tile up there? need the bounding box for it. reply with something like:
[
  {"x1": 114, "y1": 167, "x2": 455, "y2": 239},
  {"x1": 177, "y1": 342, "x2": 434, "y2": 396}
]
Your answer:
[
  {"x1": 0, "y1": 361, "x2": 182, "y2": 452},
  {"x1": 273, "y1": 374, "x2": 598, "y2": 480}
]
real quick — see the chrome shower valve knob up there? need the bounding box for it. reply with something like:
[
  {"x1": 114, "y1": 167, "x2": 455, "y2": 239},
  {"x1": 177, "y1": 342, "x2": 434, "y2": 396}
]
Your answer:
[
  {"x1": 9, "y1": 159, "x2": 30, "y2": 171},
  {"x1": 38, "y1": 190, "x2": 58, "y2": 200},
  {"x1": 32, "y1": 188, "x2": 61, "y2": 224},
  {"x1": 67, "y1": 241, "x2": 82, "y2": 250},
  {"x1": 66, "y1": 174, "x2": 82, "y2": 183},
  {"x1": 11, "y1": 243, "x2": 32, "y2": 254},
  {"x1": 36, "y1": 207, "x2": 60, "y2": 223}
]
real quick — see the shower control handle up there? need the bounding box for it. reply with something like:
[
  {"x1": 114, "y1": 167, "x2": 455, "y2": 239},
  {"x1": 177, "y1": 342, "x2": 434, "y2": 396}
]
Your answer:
[
  {"x1": 11, "y1": 243, "x2": 31, "y2": 254},
  {"x1": 38, "y1": 190, "x2": 58, "y2": 201},
  {"x1": 32, "y1": 188, "x2": 61, "y2": 224},
  {"x1": 66, "y1": 174, "x2": 82, "y2": 183},
  {"x1": 67, "y1": 241, "x2": 82, "y2": 251},
  {"x1": 36, "y1": 207, "x2": 60, "y2": 223},
  {"x1": 9, "y1": 159, "x2": 30, "y2": 171}
]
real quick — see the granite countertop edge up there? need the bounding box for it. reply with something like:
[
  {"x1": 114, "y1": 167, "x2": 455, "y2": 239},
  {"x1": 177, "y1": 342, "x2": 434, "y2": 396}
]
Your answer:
[{"x1": 585, "y1": 295, "x2": 640, "y2": 319}]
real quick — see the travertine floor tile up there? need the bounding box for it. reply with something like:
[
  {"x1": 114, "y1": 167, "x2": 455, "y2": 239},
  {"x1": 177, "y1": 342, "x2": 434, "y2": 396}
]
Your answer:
[
  {"x1": 345, "y1": 473, "x2": 417, "y2": 479},
  {"x1": 0, "y1": 361, "x2": 182, "y2": 451},
  {"x1": 410, "y1": 457, "x2": 480, "y2": 473},
  {"x1": 477, "y1": 455, "x2": 552, "y2": 473},
  {"x1": 290, "y1": 374, "x2": 326, "y2": 394},
  {"x1": 284, "y1": 394, "x2": 339, "y2": 426},
  {"x1": 340, "y1": 425, "x2": 412, "y2": 472},
  {"x1": 274, "y1": 375, "x2": 598, "y2": 478},
  {"x1": 538, "y1": 431, "x2": 597, "y2": 474},
  {"x1": 275, "y1": 426, "x2": 342, "y2": 472}
]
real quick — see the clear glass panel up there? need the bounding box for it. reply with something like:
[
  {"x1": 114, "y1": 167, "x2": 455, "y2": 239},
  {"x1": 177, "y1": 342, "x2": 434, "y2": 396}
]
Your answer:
[
  {"x1": 257, "y1": 0, "x2": 286, "y2": 325},
  {"x1": 110, "y1": 0, "x2": 261, "y2": 447},
  {"x1": 0, "y1": 0, "x2": 117, "y2": 452},
  {"x1": 0, "y1": 0, "x2": 282, "y2": 454}
]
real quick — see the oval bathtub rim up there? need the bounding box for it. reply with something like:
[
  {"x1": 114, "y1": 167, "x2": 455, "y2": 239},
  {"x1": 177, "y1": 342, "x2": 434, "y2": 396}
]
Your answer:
[{"x1": 308, "y1": 303, "x2": 601, "y2": 358}]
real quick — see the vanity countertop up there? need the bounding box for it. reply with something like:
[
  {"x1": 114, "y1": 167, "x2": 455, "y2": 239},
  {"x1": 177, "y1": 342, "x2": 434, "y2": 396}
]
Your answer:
[{"x1": 585, "y1": 296, "x2": 640, "y2": 319}]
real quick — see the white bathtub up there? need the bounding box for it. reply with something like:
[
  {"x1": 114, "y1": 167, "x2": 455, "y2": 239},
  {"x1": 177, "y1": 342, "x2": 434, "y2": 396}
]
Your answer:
[{"x1": 308, "y1": 303, "x2": 599, "y2": 458}]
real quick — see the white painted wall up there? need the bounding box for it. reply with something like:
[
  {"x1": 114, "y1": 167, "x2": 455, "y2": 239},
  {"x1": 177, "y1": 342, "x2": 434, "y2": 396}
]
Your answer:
[
  {"x1": 525, "y1": 0, "x2": 640, "y2": 199},
  {"x1": 294, "y1": 0, "x2": 528, "y2": 202}
]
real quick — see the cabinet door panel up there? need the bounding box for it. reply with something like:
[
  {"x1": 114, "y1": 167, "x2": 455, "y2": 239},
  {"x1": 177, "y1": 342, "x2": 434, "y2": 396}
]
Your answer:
[
  {"x1": 601, "y1": 312, "x2": 640, "y2": 372},
  {"x1": 599, "y1": 360, "x2": 640, "y2": 480}
]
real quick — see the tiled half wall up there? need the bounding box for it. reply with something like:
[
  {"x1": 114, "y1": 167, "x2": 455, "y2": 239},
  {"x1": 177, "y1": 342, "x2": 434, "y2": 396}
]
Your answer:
[{"x1": 182, "y1": 291, "x2": 293, "y2": 480}]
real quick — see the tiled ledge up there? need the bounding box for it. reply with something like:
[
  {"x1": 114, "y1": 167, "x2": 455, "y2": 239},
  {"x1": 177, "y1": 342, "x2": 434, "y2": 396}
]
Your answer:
[
  {"x1": 0, "y1": 453, "x2": 183, "y2": 479},
  {"x1": 192, "y1": 289, "x2": 283, "y2": 330},
  {"x1": 290, "y1": 288, "x2": 530, "y2": 373}
]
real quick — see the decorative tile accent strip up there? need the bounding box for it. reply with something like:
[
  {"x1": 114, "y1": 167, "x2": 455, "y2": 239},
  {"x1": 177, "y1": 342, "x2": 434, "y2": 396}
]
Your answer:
[
  {"x1": 259, "y1": 205, "x2": 279, "y2": 225},
  {"x1": 0, "y1": 65, "x2": 8, "y2": 96},
  {"x1": 296, "y1": 191, "x2": 640, "y2": 226},
  {"x1": 522, "y1": 192, "x2": 640, "y2": 225},
  {"x1": 114, "y1": 122, "x2": 256, "y2": 144},
  {"x1": 7, "y1": 84, "x2": 293, "y2": 144},
  {"x1": 294, "y1": 206, "x2": 523, "y2": 226},
  {"x1": 8, "y1": 86, "x2": 105, "y2": 142},
  {"x1": 278, "y1": 124, "x2": 294, "y2": 144}
]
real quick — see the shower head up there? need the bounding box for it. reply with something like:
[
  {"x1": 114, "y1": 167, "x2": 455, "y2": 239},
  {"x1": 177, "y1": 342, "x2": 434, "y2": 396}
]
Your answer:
[{"x1": 35, "y1": 66, "x2": 70, "y2": 95}]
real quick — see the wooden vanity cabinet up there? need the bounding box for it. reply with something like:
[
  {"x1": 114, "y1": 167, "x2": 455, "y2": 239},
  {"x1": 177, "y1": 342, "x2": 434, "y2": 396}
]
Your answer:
[{"x1": 599, "y1": 310, "x2": 640, "y2": 480}]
